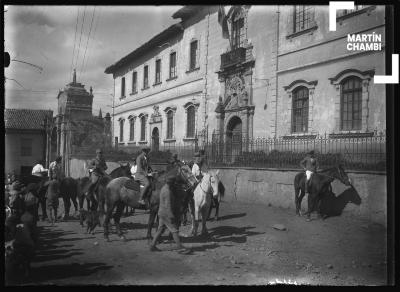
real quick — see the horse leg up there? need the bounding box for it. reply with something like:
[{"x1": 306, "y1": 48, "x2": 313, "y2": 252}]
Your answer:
[
  {"x1": 62, "y1": 196, "x2": 71, "y2": 220},
  {"x1": 114, "y1": 202, "x2": 126, "y2": 240},
  {"x1": 103, "y1": 203, "x2": 116, "y2": 241},
  {"x1": 294, "y1": 186, "x2": 300, "y2": 215},
  {"x1": 215, "y1": 200, "x2": 220, "y2": 221},
  {"x1": 146, "y1": 206, "x2": 157, "y2": 240},
  {"x1": 200, "y1": 206, "x2": 209, "y2": 236},
  {"x1": 188, "y1": 199, "x2": 196, "y2": 236},
  {"x1": 305, "y1": 193, "x2": 316, "y2": 221},
  {"x1": 298, "y1": 189, "x2": 306, "y2": 216}
]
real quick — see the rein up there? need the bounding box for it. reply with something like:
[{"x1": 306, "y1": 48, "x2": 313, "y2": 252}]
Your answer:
[{"x1": 317, "y1": 167, "x2": 346, "y2": 184}]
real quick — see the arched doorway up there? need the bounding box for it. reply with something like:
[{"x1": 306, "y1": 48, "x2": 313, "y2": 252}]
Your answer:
[
  {"x1": 152, "y1": 127, "x2": 160, "y2": 152},
  {"x1": 226, "y1": 116, "x2": 242, "y2": 163}
]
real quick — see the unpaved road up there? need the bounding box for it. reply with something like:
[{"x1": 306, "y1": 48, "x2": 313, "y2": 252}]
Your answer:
[{"x1": 17, "y1": 200, "x2": 387, "y2": 285}]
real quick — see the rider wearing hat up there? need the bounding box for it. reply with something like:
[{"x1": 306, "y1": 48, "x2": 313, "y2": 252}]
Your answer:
[
  {"x1": 136, "y1": 147, "x2": 153, "y2": 206},
  {"x1": 300, "y1": 150, "x2": 319, "y2": 194},
  {"x1": 87, "y1": 149, "x2": 108, "y2": 205},
  {"x1": 48, "y1": 156, "x2": 64, "y2": 182},
  {"x1": 192, "y1": 151, "x2": 206, "y2": 181}
]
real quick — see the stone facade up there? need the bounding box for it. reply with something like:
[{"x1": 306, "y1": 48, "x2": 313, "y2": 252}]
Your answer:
[{"x1": 106, "y1": 5, "x2": 386, "y2": 151}]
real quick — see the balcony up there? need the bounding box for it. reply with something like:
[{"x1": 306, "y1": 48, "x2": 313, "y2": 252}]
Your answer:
[{"x1": 220, "y1": 47, "x2": 247, "y2": 70}]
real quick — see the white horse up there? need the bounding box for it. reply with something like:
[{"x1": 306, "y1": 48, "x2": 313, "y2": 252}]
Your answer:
[{"x1": 189, "y1": 170, "x2": 220, "y2": 237}]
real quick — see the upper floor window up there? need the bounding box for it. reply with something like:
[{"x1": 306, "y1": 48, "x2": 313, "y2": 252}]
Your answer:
[
  {"x1": 21, "y1": 138, "x2": 32, "y2": 156},
  {"x1": 169, "y1": 52, "x2": 177, "y2": 79},
  {"x1": 143, "y1": 65, "x2": 149, "y2": 89},
  {"x1": 186, "y1": 106, "x2": 196, "y2": 138},
  {"x1": 119, "y1": 119, "x2": 125, "y2": 142},
  {"x1": 291, "y1": 86, "x2": 309, "y2": 133},
  {"x1": 155, "y1": 59, "x2": 161, "y2": 84},
  {"x1": 132, "y1": 71, "x2": 137, "y2": 94},
  {"x1": 231, "y1": 17, "x2": 245, "y2": 49},
  {"x1": 340, "y1": 77, "x2": 362, "y2": 131},
  {"x1": 189, "y1": 40, "x2": 199, "y2": 70},
  {"x1": 140, "y1": 115, "x2": 147, "y2": 141},
  {"x1": 337, "y1": 5, "x2": 366, "y2": 17},
  {"x1": 293, "y1": 6, "x2": 315, "y2": 33},
  {"x1": 166, "y1": 110, "x2": 174, "y2": 139},
  {"x1": 121, "y1": 77, "x2": 126, "y2": 97},
  {"x1": 129, "y1": 118, "x2": 135, "y2": 141}
]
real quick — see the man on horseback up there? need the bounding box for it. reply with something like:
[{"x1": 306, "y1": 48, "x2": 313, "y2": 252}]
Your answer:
[
  {"x1": 300, "y1": 150, "x2": 319, "y2": 195},
  {"x1": 48, "y1": 156, "x2": 64, "y2": 182},
  {"x1": 87, "y1": 149, "x2": 108, "y2": 208},
  {"x1": 192, "y1": 152, "x2": 204, "y2": 181},
  {"x1": 136, "y1": 147, "x2": 153, "y2": 206},
  {"x1": 32, "y1": 160, "x2": 48, "y2": 177}
]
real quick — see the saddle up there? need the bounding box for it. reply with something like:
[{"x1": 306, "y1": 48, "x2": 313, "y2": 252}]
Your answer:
[{"x1": 124, "y1": 179, "x2": 142, "y2": 191}]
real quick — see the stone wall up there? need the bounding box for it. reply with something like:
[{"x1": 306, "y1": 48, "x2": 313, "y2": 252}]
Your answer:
[{"x1": 212, "y1": 167, "x2": 387, "y2": 226}]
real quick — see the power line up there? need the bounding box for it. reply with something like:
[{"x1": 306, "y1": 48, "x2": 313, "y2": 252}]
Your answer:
[
  {"x1": 75, "y1": 6, "x2": 87, "y2": 76},
  {"x1": 83, "y1": 7, "x2": 102, "y2": 78},
  {"x1": 80, "y1": 6, "x2": 96, "y2": 79},
  {"x1": 70, "y1": 6, "x2": 80, "y2": 82}
]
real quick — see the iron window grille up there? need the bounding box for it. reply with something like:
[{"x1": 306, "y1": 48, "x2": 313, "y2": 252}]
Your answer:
[
  {"x1": 167, "y1": 111, "x2": 174, "y2": 139},
  {"x1": 291, "y1": 86, "x2": 309, "y2": 133},
  {"x1": 186, "y1": 106, "x2": 195, "y2": 138},
  {"x1": 169, "y1": 52, "x2": 177, "y2": 78},
  {"x1": 293, "y1": 5, "x2": 315, "y2": 33},
  {"x1": 340, "y1": 77, "x2": 362, "y2": 131},
  {"x1": 155, "y1": 59, "x2": 161, "y2": 84}
]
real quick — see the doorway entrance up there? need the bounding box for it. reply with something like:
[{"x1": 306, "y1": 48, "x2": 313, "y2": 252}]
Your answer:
[
  {"x1": 152, "y1": 127, "x2": 160, "y2": 152},
  {"x1": 226, "y1": 116, "x2": 242, "y2": 163}
]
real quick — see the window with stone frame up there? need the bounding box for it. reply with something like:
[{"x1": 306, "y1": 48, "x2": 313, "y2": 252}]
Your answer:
[
  {"x1": 291, "y1": 86, "x2": 309, "y2": 133},
  {"x1": 140, "y1": 115, "x2": 147, "y2": 141},
  {"x1": 186, "y1": 105, "x2": 196, "y2": 138},
  {"x1": 189, "y1": 40, "x2": 199, "y2": 70},
  {"x1": 129, "y1": 118, "x2": 135, "y2": 141},
  {"x1": 143, "y1": 65, "x2": 149, "y2": 89},
  {"x1": 231, "y1": 15, "x2": 245, "y2": 49},
  {"x1": 155, "y1": 59, "x2": 161, "y2": 84},
  {"x1": 119, "y1": 119, "x2": 125, "y2": 142},
  {"x1": 121, "y1": 77, "x2": 126, "y2": 97},
  {"x1": 169, "y1": 52, "x2": 177, "y2": 78},
  {"x1": 340, "y1": 76, "x2": 362, "y2": 131},
  {"x1": 293, "y1": 6, "x2": 315, "y2": 33},
  {"x1": 132, "y1": 71, "x2": 137, "y2": 94},
  {"x1": 166, "y1": 110, "x2": 174, "y2": 139},
  {"x1": 336, "y1": 5, "x2": 366, "y2": 17},
  {"x1": 21, "y1": 138, "x2": 33, "y2": 156}
]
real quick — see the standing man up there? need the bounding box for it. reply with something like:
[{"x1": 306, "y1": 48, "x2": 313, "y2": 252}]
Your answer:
[
  {"x1": 87, "y1": 149, "x2": 108, "y2": 207},
  {"x1": 300, "y1": 150, "x2": 319, "y2": 195},
  {"x1": 149, "y1": 174, "x2": 190, "y2": 254},
  {"x1": 48, "y1": 156, "x2": 64, "y2": 182},
  {"x1": 136, "y1": 147, "x2": 152, "y2": 206}
]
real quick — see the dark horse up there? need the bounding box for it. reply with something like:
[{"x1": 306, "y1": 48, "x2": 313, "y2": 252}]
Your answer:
[
  {"x1": 294, "y1": 164, "x2": 352, "y2": 220},
  {"x1": 8, "y1": 173, "x2": 49, "y2": 221},
  {"x1": 59, "y1": 177, "x2": 80, "y2": 220},
  {"x1": 77, "y1": 163, "x2": 132, "y2": 212},
  {"x1": 319, "y1": 185, "x2": 361, "y2": 219},
  {"x1": 103, "y1": 164, "x2": 197, "y2": 241}
]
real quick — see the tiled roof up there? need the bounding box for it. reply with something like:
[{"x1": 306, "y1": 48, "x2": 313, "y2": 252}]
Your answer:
[
  {"x1": 4, "y1": 108, "x2": 53, "y2": 130},
  {"x1": 105, "y1": 23, "x2": 183, "y2": 74}
]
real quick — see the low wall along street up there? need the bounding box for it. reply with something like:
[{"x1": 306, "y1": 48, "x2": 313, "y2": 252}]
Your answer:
[{"x1": 211, "y1": 167, "x2": 387, "y2": 227}]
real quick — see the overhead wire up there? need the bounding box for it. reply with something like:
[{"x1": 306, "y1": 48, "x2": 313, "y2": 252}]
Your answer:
[
  {"x1": 70, "y1": 6, "x2": 80, "y2": 82},
  {"x1": 75, "y1": 6, "x2": 87, "y2": 78},
  {"x1": 80, "y1": 6, "x2": 96, "y2": 79}
]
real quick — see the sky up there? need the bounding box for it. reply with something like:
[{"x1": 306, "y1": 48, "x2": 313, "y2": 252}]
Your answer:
[{"x1": 4, "y1": 5, "x2": 182, "y2": 116}]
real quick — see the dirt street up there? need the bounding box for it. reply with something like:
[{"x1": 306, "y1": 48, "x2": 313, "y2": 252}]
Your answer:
[{"x1": 19, "y1": 200, "x2": 387, "y2": 285}]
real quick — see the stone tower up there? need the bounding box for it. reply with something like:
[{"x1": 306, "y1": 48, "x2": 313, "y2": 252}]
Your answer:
[{"x1": 56, "y1": 69, "x2": 94, "y2": 120}]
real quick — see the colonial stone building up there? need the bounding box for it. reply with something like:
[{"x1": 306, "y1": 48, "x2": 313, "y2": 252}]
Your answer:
[
  {"x1": 53, "y1": 69, "x2": 112, "y2": 175},
  {"x1": 105, "y1": 5, "x2": 386, "y2": 157}
]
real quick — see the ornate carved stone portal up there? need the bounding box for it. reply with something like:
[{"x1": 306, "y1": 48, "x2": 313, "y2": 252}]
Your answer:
[{"x1": 215, "y1": 6, "x2": 255, "y2": 160}]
